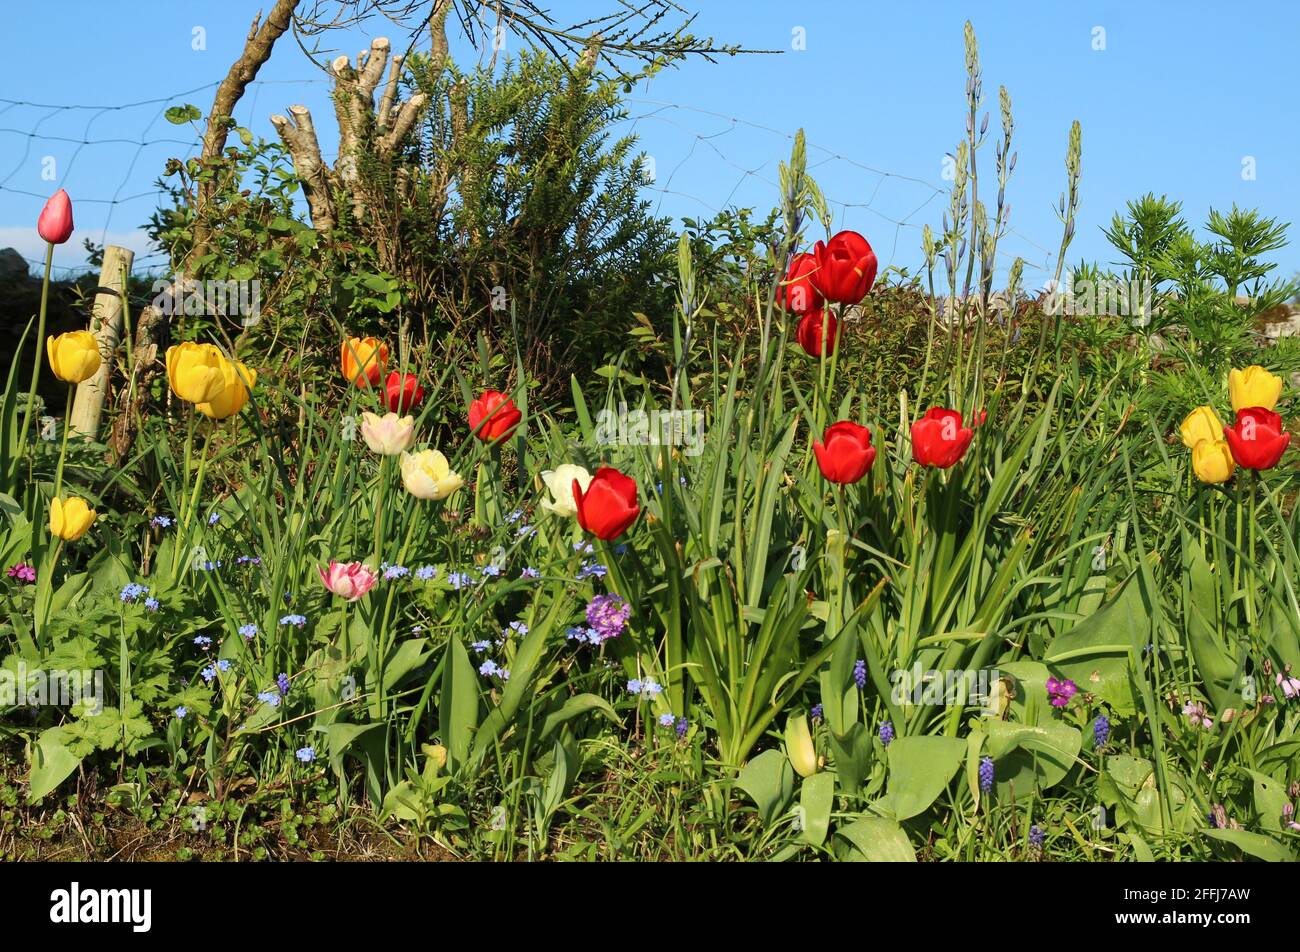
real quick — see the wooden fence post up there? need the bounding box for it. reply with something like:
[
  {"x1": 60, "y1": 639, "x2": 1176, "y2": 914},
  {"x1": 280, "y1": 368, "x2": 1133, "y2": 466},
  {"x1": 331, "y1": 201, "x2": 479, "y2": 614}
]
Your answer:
[{"x1": 70, "y1": 245, "x2": 133, "y2": 438}]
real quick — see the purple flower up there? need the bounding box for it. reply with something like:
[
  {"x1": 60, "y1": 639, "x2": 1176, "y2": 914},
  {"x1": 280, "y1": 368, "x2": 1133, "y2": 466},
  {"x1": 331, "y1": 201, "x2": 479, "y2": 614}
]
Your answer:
[
  {"x1": 150, "y1": 515, "x2": 173, "y2": 529},
  {"x1": 810, "y1": 703, "x2": 824, "y2": 723},
  {"x1": 479, "y1": 660, "x2": 500, "y2": 678},
  {"x1": 448, "y1": 571, "x2": 472, "y2": 590},
  {"x1": 1045, "y1": 676, "x2": 1079, "y2": 708},
  {"x1": 239, "y1": 623, "x2": 258, "y2": 639},
  {"x1": 383, "y1": 565, "x2": 410, "y2": 580},
  {"x1": 979, "y1": 755, "x2": 994, "y2": 793},
  {"x1": 276, "y1": 672, "x2": 291, "y2": 697},
  {"x1": 200, "y1": 665, "x2": 217, "y2": 683},
  {"x1": 6, "y1": 563, "x2": 35, "y2": 584},
  {"x1": 658, "y1": 712, "x2": 676, "y2": 728},
  {"x1": 144, "y1": 597, "x2": 160, "y2": 611},
  {"x1": 415, "y1": 565, "x2": 437, "y2": 581},
  {"x1": 174, "y1": 706, "x2": 188, "y2": 719},
  {"x1": 296, "y1": 746, "x2": 316, "y2": 763},
  {"x1": 279, "y1": 613, "x2": 307, "y2": 627},
  {"x1": 1183, "y1": 700, "x2": 1213, "y2": 730},
  {"x1": 879, "y1": 720, "x2": 895, "y2": 747},
  {"x1": 853, "y1": 659, "x2": 867, "y2": 690},
  {"x1": 1028, "y1": 824, "x2": 1045, "y2": 852},
  {"x1": 257, "y1": 690, "x2": 281, "y2": 706},
  {"x1": 520, "y1": 567, "x2": 539, "y2": 579},
  {"x1": 675, "y1": 717, "x2": 688, "y2": 738},
  {"x1": 1093, "y1": 714, "x2": 1110, "y2": 748},
  {"x1": 585, "y1": 593, "x2": 631, "y2": 642}
]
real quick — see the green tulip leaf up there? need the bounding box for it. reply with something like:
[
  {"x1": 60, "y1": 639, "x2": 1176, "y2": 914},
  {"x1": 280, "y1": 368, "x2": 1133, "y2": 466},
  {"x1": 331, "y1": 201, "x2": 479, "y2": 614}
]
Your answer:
[
  {"x1": 736, "y1": 748, "x2": 794, "y2": 827},
  {"x1": 886, "y1": 735, "x2": 966, "y2": 820},
  {"x1": 835, "y1": 816, "x2": 917, "y2": 862}
]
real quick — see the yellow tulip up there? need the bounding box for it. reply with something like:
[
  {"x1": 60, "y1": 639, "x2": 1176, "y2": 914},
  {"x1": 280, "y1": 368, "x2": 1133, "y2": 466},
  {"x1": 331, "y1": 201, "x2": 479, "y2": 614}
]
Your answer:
[
  {"x1": 1191, "y1": 439, "x2": 1235, "y2": 484},
  {"x1": 784, "y1": 712, "x2": 818, "y2": 778},
  {"x1": 49, "y1": 496, "x2": 96, "y2": 541},
  {"x1": 196, "y1": 359, "x2": 257, "y2": 420},
  {"x1": 400, "y1": 449, "x2": 464, "y2": 500},
  {"x1": 1179, "y1": 405, "x2": 1225, "y2": 449},
  {"x1": 46, "y1": 331, "x2": 101, "y2": 383},
  {"x1": 1228, "y1": 365, "x2": 1282, "y2": 413},
  {"x1": 166, "y1": 342, "x2": 227, "y2": 404},
  {"x1": 540, "y1": 464, "x2": 592, "y2": 517}
]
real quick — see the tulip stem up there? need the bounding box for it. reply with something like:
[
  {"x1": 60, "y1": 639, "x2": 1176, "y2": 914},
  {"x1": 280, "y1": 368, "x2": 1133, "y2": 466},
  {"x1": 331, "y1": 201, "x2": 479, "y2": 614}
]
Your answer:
[
  {"x1": 1246, "y1": 472, "x2": 1258, "y2": 631},
  {"x1": 18, "y1": 243, "x2": 55, "y2": 471},
  {"x1": 176, "y1": 427, "x2": 212, "y2": 574},
  {"x1": 53, "y1": 384, "x2": 74, "y2": 498},
  {"x1": 373, "y1": 456, "x2": 388, "y2": 569}
]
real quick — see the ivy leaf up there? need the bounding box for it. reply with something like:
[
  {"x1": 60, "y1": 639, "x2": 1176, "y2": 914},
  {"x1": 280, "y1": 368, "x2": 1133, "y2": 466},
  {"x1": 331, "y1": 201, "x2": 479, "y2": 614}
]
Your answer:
[{"x1": 165, "y1": 104, "x2": 202, "y2": 125}]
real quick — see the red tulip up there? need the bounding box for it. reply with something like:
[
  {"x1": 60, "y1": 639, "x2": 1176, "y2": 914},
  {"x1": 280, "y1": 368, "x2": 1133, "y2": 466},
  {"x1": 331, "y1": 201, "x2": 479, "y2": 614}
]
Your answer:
[
  {"x1": 813, "y1": 421, "x2": 875, "y2": 484},
  {"x1": 573, "y1": 466, "x2": 639, "y2": 540},
  {"x1": 1223, "y1": 407, "x2": 1291, "y2": 471},
  {"x1": 911, "y1": 407, "x2": 974, "y2": 468},
  {"x1": 777, "y1": 252, "x2": 823, "y2": 315},
  {"x1": 385, "y1": 371, "x2": 424, "y2": 413},
  {"x1": 795, "y1": 309, "x2": 838, "y2": 357},
  {"x1": 468, "y1": 390, "x2": 522, "y2": 443},
  {"x1": 809, "y1": 230, "x2": 877, "y2": 304},
  {"x1": 37, "y1": 189, "x2": 74, "y2": 245}
]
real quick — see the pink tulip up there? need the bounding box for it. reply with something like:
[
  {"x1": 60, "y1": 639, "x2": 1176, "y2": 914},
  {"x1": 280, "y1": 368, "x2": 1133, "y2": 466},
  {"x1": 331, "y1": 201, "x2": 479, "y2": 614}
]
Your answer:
[
  {"x1": 37, "y1": 189, "x2": 74, "y2": 245},
  {"x1": 318, "y1": 560, "x2": 378, "y2": 601}
]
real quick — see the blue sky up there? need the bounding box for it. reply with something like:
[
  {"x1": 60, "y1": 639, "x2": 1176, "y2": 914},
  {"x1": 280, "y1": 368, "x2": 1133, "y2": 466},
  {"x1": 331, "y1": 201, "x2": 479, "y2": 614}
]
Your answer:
[{"x1": 2, "y1": 0, "x2": 1297, "y2": 289}]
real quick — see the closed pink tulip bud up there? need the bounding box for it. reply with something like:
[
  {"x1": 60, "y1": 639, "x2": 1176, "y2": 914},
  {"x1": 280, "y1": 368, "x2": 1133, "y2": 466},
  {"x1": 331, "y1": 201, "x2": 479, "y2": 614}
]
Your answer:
[
  {"x1": 37, "y1": 189, "x2": 74, "y2": 245},
  {"x1": 318, "y1": 560, "x2": 378, "y2": 601}
]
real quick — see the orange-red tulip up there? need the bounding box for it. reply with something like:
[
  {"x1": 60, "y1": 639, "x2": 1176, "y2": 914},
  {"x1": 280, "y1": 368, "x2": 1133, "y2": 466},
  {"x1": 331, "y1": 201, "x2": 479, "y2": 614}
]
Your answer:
[
  {"x1": 777, "y1": 252, "x2": 823, "y2": 315},
  {"x1": 911, "y1": 407, "x2": 974, "y2": 468},
  {"x1": 813, "y1": 421, "x2": 875, "y2": 484},
  {"x1": 468, "y1": 390, "x2": 522, "y2": 443},
  {"x1": 795, "y1": 309, "x2": 838, "y2": 357},
  {"x1": 1223, "y1": 407, "x2": 1290, "y2": 471},
  {"x1": 808, "y1": 230, "x2": 877, "y2": 304},
  {"x1": 573, "y1": 466, "x2": 639, "y2": 540}
]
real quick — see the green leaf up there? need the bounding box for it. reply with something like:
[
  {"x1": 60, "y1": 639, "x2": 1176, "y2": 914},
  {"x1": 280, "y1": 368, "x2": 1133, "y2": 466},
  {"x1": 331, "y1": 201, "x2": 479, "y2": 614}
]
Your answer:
[
  {"x1": 735, "y1": 748, "x2": 794, "y2": 826},
  {"x1": 984, "y1": 720, "x2": 1083, "y2": 795},
  {"x1": 1043, "y1": 572, "x2": 1147, "y2": 714},
  {"x1": 835, "y1": 816, "x2": 917, "y2": 862},
  {"x1": 439, "y1": 637, "x2": 479, "y2": 772},
  {"x1": 886, "y1": 735, "x2": 966, "y2": 820},
  {"x1": 164, "y1": 104, "x2": 202, "y2": 125},
  {"x1": 1203, "y1": 828, "x2": 1295, "y2": 862},
  {"x1": 27, "y1": 728, "x2": 82, "y2": 802},
  {"x1": 798, "y1": 771, "x2": 834, "y2": 846}
]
